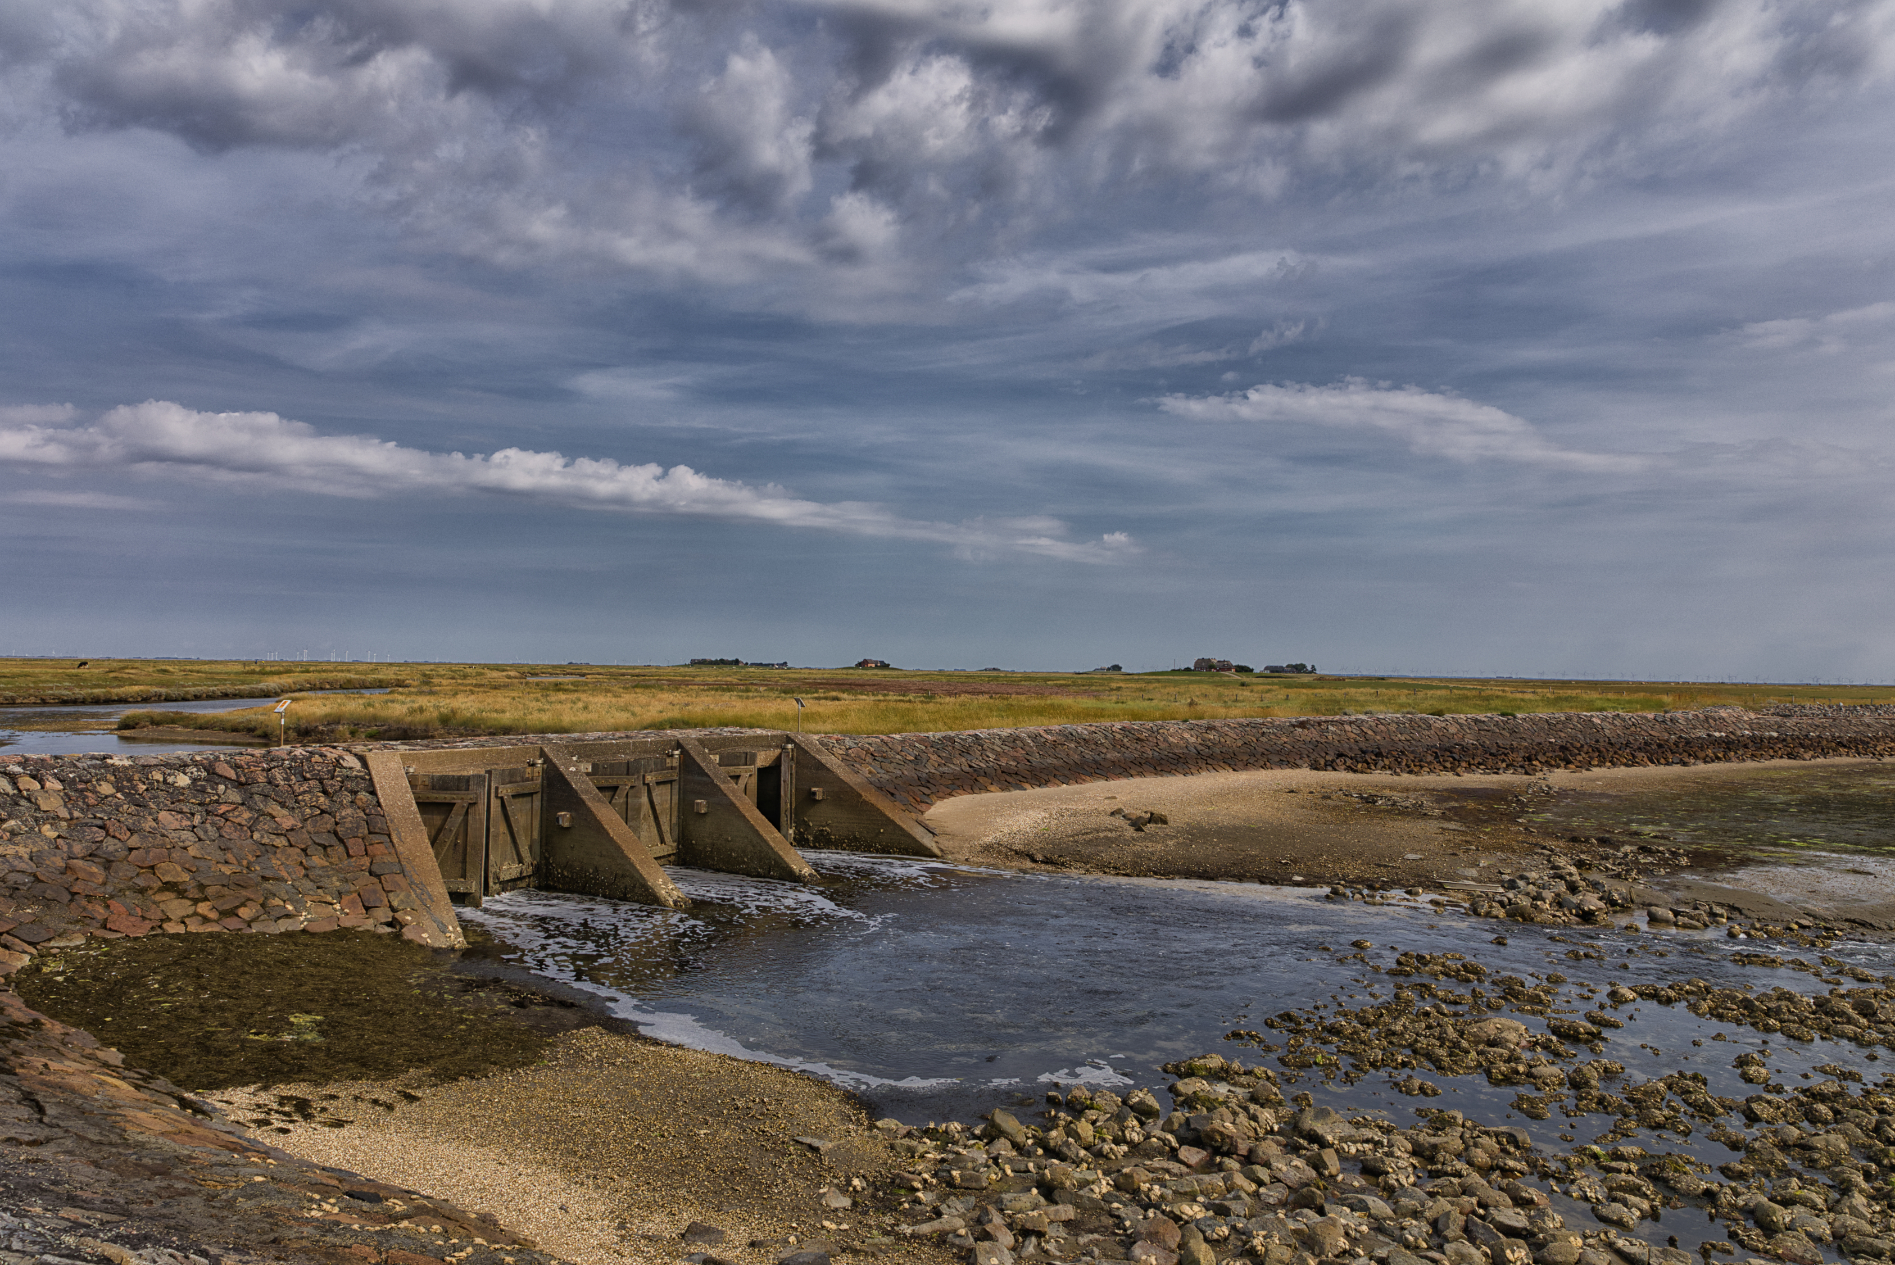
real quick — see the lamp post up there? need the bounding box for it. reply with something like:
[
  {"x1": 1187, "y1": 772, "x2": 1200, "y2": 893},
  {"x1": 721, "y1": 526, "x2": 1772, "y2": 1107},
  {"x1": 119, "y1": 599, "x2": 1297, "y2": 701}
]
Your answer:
[{"x1": 273, "y1": 698, "x2": 292, "y2": 746}]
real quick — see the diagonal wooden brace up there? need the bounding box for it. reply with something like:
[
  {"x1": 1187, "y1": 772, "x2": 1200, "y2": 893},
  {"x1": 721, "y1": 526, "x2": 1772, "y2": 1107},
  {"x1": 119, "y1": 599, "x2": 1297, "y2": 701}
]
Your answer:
[
  {"x1": 677, "y1": 737, "x2": 816, "y2": 882},
  {"x1": 540, "y1": 744, "x2": 688, "y2": 908},
  {"x1": 365, "y1": 751, "x2": 468, "y2": 948},
  {"x1": 787, "y1": 733, "x2": 943, "y2": 857}
]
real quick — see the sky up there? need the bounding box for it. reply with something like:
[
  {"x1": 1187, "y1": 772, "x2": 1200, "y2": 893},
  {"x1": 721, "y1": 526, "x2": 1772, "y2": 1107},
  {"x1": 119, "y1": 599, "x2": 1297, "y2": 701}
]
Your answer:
[{"x1": 1, "y1": 0, "x2": 1893, "y2": 678}]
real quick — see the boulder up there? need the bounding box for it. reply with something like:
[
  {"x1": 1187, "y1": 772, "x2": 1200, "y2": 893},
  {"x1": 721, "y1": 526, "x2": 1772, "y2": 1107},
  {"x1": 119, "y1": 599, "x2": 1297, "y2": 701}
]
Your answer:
[{"x1": 1463, "y1": 1017, "x2": 1531, "y2": 1049}]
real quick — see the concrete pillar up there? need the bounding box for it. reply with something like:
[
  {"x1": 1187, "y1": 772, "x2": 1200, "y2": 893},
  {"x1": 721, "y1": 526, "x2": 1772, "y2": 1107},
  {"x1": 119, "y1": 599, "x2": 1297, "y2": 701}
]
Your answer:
[
  {"x1": 540, "y1": 745, "x2": 688, "y2": 908},
  {"x1": 365, "y1": 751, "x2": 468, "y2": 948},
  {"x1": 787, "y1": 734, "x2": 943, "y2": 857},
  {"x1": 677, "y1": 738, "x2": 817, "y2": 883}
]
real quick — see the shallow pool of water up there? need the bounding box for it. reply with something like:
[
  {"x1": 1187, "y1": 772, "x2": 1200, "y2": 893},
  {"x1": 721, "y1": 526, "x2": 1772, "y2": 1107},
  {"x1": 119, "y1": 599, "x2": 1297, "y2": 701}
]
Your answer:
[
  {"x1": 1537, "y1": 763, "x2": 1895, "y2": 858},
  {"x1": 0, "y1": 689, "x2": 391, "y2": 755}
]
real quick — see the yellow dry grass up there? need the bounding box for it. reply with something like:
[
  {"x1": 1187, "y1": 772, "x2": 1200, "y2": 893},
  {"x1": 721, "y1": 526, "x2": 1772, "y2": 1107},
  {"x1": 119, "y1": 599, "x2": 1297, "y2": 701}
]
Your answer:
[{"x1": 0, "y1": 657, "x2": 1868, "y2": 742}]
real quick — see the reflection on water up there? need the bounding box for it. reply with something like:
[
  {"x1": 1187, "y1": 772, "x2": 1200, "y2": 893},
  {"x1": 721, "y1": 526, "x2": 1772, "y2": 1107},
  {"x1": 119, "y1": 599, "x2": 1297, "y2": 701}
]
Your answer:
[
  {"x1": 464, "y1": 851, "x2": 1895, "y2": 1155},
  {"x1": 1536, "y1": 762, "x2": 1895, "y2": 858}
]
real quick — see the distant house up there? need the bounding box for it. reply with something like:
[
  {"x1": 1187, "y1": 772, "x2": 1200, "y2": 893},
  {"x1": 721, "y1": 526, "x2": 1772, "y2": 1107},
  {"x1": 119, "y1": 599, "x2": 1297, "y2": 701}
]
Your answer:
[
  {"x1": 854, "y1": 658, "x2": 893, "y2": 669},
  {"x1": 1192, "y1": 658, "x2": 1236, "y2": 673}
]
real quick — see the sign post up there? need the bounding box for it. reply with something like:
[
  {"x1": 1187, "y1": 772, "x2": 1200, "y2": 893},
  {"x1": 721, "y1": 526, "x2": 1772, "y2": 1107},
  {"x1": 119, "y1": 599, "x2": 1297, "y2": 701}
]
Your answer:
[{"x1": 273, "y1": 698, "x2": 292, "y2": 746}]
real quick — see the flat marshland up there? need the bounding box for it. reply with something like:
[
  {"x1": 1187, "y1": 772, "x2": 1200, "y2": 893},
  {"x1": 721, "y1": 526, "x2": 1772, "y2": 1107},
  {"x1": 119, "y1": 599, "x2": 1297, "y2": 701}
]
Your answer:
[{"x1": 0, "y1": 657, "x2": 1885, "y2": 742}]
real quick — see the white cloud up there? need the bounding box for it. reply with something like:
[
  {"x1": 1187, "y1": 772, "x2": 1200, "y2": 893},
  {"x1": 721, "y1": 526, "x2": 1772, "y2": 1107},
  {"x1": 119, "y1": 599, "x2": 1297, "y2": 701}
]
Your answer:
[
  {"x1": 0, "y1": 400, "x2": 1137, "y2": 562},
  {"x1": 957, "y1": 248, "x2": 1316, "y2": 310},
  {"x1": 2, "y1": 488, "x2": 159, "y2": 510},
  {"x1": 1074, "y1": 320, "x2": 1308, "y2": 369},
  {"x1": 568, "y1": 367, "x2": 695, "y2": 404},
  {"x1": 1249, "y1": 320, "x2": 1310, "y2": 354},
  {"x1": 1731, "y1": 300, "x2": 1895, "y2": 353},
  {"x1": 1158, "y1": 378, "x2": 1647, "y2": 470},
  {"x1": 1079, "y1": 340, "x2": 1243, "y2": 370},
  {"x1": 686, "y1": 38, "x2": 815, "y2": 213}
]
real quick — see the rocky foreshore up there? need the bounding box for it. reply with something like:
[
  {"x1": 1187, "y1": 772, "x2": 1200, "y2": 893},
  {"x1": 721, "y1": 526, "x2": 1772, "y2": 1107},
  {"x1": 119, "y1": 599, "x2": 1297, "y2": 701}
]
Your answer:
[
  {"x1": 0, "y1": 986, "x2": 571, "y2": 1265},
  {"x1": 881, "y1": 973, "x2": 1895, "y2": 1265},
  {"x1": 861, "y1": 850, "x2": 1895, "y2": 1265}
]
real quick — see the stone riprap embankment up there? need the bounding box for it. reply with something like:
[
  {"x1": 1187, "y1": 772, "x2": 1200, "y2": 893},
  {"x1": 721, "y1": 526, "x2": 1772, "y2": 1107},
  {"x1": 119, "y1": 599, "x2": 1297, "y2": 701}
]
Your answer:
[
  {"x1": 0, "y1": 748, "x2": 430, "y2": 980},
  {"x1": 807, "y1": 706, "x2": 1895, "y2": 816}
]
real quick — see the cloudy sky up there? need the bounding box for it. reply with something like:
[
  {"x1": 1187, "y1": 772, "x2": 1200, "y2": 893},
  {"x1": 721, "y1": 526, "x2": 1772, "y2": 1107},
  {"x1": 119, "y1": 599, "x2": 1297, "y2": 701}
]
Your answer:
[{"x1": 2, "y1": 0, "x2": 1893, "y2": 677}]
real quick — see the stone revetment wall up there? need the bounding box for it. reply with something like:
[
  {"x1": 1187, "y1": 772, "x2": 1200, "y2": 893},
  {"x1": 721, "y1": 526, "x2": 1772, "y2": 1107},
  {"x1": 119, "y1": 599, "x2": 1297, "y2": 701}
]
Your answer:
[
  {"x1": 809, "y1": 704, "x2": 1895, "y2": 816},
  {"x1": 0, "y1": 746, "x2": 433, "y2": 978}
]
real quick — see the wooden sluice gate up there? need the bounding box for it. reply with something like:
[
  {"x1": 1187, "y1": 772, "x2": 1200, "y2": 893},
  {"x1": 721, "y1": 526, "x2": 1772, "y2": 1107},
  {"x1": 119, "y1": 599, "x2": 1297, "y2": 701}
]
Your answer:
[{"x1": 382, "y1": 732, "x2": 941, "y2": 910}]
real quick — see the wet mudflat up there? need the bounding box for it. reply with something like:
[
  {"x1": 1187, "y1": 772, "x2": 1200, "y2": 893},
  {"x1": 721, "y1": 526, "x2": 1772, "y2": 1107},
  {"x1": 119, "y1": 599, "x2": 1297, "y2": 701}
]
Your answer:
[
  {"x1": 435, "y1": 761, "x2": 1895, "y2": 1264},
  {"x1": 449, "y1": 849, "x2": 1895, "y2": 1264},
  {"x1": 12, "y1": 926, "x2": 586, "y2": 1088},
  {"x1": 1536, "y1": 763, "x2": 1895, "y2": 856}
]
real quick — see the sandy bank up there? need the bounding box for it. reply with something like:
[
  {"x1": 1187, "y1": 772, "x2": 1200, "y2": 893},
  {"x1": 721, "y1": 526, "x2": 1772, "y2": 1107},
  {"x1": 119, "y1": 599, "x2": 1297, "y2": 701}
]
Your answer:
[
  {"x1": 215, "y1": 1029, "x2": 956, "y2": 1265},
  {"x1": 920, "y1": 758, "x2": 1895, "y2": 925},
  {"x1": 923, "y1": 766, "x2": 1555, "y2": 889}
]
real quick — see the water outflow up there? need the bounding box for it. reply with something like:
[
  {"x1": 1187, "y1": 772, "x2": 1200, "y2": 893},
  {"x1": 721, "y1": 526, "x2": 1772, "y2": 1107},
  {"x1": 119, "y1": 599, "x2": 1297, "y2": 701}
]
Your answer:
[{"x1": 462, "y1": 852, "x2": 1895, "y2": 1156}]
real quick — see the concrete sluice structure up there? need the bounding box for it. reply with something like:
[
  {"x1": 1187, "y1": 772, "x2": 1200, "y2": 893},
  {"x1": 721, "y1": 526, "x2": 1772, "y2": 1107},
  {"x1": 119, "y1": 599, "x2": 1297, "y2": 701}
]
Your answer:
[{"x1": 378, "y1": 731, "x2": 941, "y2": 915}]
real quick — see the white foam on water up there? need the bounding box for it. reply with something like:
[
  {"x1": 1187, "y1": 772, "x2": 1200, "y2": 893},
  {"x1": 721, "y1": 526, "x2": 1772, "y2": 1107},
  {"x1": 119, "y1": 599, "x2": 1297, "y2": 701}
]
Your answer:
[
  {"x1": 663, "y1": 864, "x2": 871, "y2": 923},
  {"x1": 463, "y1": 888, "x2": 693, "y2": 952},
  {"x1": 1037, "y1": 1062, "x2": 1135, "y2": 1087},
  {"x1": 608, "y1": 998, "x2": 958, "y2": 1091},
  {"x1": 800, "y1": 849, "x2": 969, "y2": 884}
]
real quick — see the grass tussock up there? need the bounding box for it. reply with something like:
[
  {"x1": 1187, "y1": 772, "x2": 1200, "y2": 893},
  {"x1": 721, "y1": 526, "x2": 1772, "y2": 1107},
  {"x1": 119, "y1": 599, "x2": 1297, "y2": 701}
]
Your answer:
[{"x1": 11, "y1": 657, "x2": 1880, "y2": 742}]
